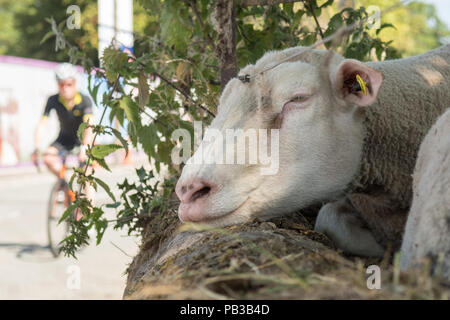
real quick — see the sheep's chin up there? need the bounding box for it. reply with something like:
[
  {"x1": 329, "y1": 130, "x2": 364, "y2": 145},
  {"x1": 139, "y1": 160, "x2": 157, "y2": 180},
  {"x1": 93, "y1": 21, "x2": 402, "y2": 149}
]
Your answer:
[{"x1": 180, "y1": 206, "x2": 252, "y2": 228}]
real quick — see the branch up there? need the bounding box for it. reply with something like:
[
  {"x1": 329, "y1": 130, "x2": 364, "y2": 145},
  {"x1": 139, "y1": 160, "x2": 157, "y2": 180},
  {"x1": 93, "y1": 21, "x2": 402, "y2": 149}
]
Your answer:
[
  {"x1": 78, "y1": 75, "x2": 120, "y2": 195},
  {"x1": 213, "y1": 0, "x2": 238, "y2": 90},
  {"x1": 154, "y1": 71, "x2": 216, "y2": 117},
  {"x1": 125, "y1": 54, "x2": 216, "y2": 118},
  {"x1": 188, "y1": 0, "x2": 215, "y2": 49},
  {"x1": 304, "y1": 0, "x2": 324, "y2": 39}
]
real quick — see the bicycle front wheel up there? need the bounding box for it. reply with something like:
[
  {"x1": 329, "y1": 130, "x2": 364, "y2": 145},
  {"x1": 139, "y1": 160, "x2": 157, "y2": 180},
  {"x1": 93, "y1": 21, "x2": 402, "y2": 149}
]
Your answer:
[{"x1": 47, "y1": 180, "x2": 71, "y2": 258}]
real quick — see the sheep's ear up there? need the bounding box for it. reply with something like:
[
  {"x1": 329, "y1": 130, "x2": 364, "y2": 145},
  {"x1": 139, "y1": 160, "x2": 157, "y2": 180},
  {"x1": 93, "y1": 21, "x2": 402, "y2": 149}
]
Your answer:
[{"x1": 332, "y1": 59, "x2": 383, "y2": 107}]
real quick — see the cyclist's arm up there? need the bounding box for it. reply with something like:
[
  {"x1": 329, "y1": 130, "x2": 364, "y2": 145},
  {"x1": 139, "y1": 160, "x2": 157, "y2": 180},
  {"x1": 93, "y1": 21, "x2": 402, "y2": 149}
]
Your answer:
[{"x1": 35, "y1": 97, "x2": 54, "y2": 152}]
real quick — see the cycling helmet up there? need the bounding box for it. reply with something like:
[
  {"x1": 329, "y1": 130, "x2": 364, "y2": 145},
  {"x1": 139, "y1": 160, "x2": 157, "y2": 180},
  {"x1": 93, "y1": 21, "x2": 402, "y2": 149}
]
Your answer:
[{"x1": 55, "y1": 63, "x2": 78, "y2": 81}]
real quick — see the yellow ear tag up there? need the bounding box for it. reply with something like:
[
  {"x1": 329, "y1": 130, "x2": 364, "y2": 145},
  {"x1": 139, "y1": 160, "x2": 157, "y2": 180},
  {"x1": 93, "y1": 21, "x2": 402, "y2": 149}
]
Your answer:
[{"x1": 356, "y1": 74, "x2": 367, "y2": 96}]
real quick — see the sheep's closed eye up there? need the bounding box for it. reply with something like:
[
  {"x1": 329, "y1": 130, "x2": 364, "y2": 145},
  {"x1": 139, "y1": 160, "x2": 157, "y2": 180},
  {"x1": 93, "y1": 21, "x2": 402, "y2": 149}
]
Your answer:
[
  {"x1": 283, "y1": 94, "x2": 311, "y2": 109},
  {"x1": 274, "y1": 94, "x2": 312, "y2": 128},
  {"x1": 290, "y1": 95, "x2": 309, "y2": 103}
]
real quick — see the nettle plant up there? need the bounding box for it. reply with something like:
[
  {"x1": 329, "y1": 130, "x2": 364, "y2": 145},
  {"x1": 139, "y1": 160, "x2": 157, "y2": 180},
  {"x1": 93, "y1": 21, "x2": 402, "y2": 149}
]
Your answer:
[{"x1": 45, "y1": 0, "x2": 400, "y2": 258}]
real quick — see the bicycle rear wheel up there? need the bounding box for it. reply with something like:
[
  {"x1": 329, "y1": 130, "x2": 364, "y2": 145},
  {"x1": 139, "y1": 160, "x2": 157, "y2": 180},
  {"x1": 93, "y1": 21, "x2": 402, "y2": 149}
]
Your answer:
[{"x1": 47, "y1": 180, "x2": 71, "y2": 258}]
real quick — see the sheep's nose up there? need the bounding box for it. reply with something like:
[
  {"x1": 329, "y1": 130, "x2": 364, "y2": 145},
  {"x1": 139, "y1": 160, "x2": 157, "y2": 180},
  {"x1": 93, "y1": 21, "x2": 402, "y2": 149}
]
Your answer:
[{"x1": 176, "y1": 179, "x2": 213, "y2": 203}]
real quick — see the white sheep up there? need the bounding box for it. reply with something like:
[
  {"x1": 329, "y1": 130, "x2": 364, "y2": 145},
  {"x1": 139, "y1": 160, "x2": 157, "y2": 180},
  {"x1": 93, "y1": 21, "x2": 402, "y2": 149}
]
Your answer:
[
  {"x1": 400, "y1": 108, "x2": 450, "y2": 281},
  {"x1": 315, "y1": 44, "x2": 450, "y2": 256},
  {"x1": 175, "y1": 45, "x2": 450, "y2": 275}
]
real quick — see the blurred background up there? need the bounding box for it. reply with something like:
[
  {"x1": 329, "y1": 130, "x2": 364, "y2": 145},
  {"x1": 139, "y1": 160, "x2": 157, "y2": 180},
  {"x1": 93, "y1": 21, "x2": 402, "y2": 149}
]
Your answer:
[
  {"x1": 0, "y1": 0, "x2": 448, "y2": 299},
  {"x1": 0, "y1": 0, "x2": 141, "y2": 300}
]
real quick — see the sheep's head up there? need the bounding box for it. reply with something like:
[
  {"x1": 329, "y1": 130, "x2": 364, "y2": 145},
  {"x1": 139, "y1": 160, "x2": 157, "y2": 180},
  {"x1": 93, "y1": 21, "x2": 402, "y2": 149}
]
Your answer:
[{"x1": 175, "y1": 47, "x2": 383, "y2": 226}]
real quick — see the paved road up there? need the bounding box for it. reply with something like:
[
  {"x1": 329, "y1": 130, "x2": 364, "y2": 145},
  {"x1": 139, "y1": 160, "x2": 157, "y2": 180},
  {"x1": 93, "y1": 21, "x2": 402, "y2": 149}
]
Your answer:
[{"x1": 0, "y1": 163, "x2": 147, "y2": 299}]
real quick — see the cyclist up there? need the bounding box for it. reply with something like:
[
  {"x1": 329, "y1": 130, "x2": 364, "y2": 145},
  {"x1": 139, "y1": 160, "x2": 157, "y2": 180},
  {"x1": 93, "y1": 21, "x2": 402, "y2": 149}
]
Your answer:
[{"x1": 32, "y1": 63, "x2": 94, "y2": 187}]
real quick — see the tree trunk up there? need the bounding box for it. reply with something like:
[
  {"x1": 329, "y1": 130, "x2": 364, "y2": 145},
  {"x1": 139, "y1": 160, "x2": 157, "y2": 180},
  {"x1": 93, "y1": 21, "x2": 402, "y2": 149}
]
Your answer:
[{"x1": 213, "y1": 0, "x2": 238, "y2": 90}]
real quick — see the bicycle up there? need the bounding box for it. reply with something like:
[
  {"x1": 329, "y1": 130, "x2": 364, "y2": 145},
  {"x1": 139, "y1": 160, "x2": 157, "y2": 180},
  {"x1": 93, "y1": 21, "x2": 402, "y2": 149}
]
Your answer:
[{"x1": 33, "y1": 149, "x2": 81, "y2": 257}]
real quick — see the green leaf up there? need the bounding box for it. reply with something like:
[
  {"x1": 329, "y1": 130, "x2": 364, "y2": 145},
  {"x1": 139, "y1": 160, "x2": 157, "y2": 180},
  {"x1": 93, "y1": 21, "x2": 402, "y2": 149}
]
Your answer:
[
  {"x1": 77, "y1": 122, "x2": 88, "y2": 141},
  {"x1": 95, "y1": 219, "x2": 107, "y2": 245},
  {"x1": 109, "y1": 101, "x2": 125, "y2": 128},
  {"x1": 120, "y1": 96, "x2": 140, "y2": 124},
  {"x1": 94, "y1": 177, "x2": 116, "y2": 202},
  {"x1": 136, "y1": 166, "x2": 147, "y2": 182},
  {"x1": 157, "y1": 141, "x2": 173, "y2": 165},
  {"x1": 127, "y1": 122, "x2": 138, "y2": 147},
  {"x1": 91, "y1": 144, "x2": 122, "y2": 159},
  {"x1": 325, "y1": 13, "x2": 343, "y2": 36},
  {"x1": 95, "y1": 158, "x2": 111, "y2": 172},
  {"x1": 101, "y1": 46, "x2": 129, "y2": 82},
  {"x1": 110, "y1": 128, "x2": 129, "y2": 156},
  {"x1": 319, "y1": 0, "x2": 334, "y2": 9},
  {"x1": 376, "y1": 23, "x2": 396, "y2": 35},
  {"x1": 116, "y1": 106, "x2": 125, "y2": 127},
  {"x1": 139, "y1": 124, "x2": 158, "y2": 158},
  {"x1": 106, "y1": 202, "x2": 121, "y2": 209},
  {"x1": 57, "y1": 19, "x2": 66, "y2": 30},
  {"x1": 88, "y1": 76, "x2": 101, "y2": 106},
  {"x1": 40, "y1": 30, "x2": 55, "y2": 45},
  {"x1": 160, "y1": 4, "x2": 190, "y2": 52},
  {"x1": 68, "y1": 173, "x2": 76, "y2": 191},
  {"x1": 59, "y1": 204, "x2": 77, "y2": 224}
]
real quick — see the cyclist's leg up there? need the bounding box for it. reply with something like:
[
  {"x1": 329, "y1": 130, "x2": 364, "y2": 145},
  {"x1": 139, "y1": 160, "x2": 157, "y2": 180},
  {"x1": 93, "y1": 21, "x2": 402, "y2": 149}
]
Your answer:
[{"x1": 43, "y1": 145, "x2": 62, "y2": 177}]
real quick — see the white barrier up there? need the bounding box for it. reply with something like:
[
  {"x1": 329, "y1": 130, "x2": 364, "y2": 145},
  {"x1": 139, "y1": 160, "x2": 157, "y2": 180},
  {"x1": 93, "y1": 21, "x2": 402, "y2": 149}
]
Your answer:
[{"x1": 0, "y1": 56, "x2": 93, "y2": 165}]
